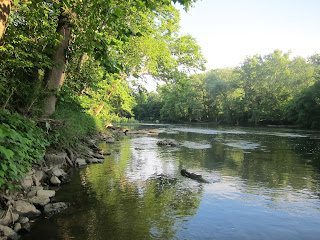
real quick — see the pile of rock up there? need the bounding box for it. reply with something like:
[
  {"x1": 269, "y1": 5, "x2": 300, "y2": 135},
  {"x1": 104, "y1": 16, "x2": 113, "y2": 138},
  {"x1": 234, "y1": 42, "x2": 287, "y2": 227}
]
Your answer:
[
  {"x1": 0, "y1": 185, "x2": 68, "y2": 240},
  {"x1": 0, "y1": 139, "x2": 107, "y2": 239}
]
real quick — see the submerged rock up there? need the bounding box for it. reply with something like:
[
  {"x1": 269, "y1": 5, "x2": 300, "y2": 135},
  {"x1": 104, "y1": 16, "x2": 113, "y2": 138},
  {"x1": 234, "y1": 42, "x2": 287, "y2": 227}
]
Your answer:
[
  {"x1": 157, "y1": 139, "x2": 179, "y2": 147},
  {"x1": 180, "y1": 169, "x2": 209, "y2": 183},
  {"x1": 44, "y1": 202, "x2": 68, "y2": 216}
]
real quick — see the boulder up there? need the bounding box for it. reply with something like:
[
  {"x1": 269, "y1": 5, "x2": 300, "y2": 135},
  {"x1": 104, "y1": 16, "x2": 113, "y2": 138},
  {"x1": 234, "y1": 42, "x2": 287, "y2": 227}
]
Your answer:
[
  {"x1": 26, "y1": 186, "x2": 43, "y2": 198},
  {"x1": 13, "y1": 223, "x2": 21, "y2": 233},
  {"x1": 44, "y1": 152, "x2": 67, "y2": 167},
  {"x1": 105, "y1": 137, "x2": 115, "y2": 143},
  {"x1": 37, "y1": 189, "x2": 55, "y2": 198},
  {"x1": 0, "y1": 225, "x2": 20, "y2": 240},
  {"x1": 29, "y1": 195, "x2": 50, "y2": 207},
  {"x1": 50, "y1": 176, "x2": 61, "y2": 186},
  {"x1": 20, "y1": 175, "x2": 33, "y2": 191},
  {"x1": 75, "y1": 158, "x2": 87, "y2": 167},
  {"x1": 88, "y1": 158, "x2": 104, "y2": 164},
  {"x1": 44, "y1": 202, "x2": 68, "y2": 216},
  {"x1": 33, "y1": 171, "x2": 44, "y2": 186},
  {"x1": 0, "y1": 211, "x2": 19, "y2": 226},
  {"x1": 14, "y1": 200, "x2": 40, "y2": 219}
]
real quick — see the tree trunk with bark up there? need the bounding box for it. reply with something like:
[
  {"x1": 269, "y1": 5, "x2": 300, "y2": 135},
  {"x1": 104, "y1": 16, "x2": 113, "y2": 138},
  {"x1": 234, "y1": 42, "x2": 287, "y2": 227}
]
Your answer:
[
  {"x1": 43, "y1": 10, "x2": 72, "y2": 116},
  {"x1": 0, "y1": 0, "x2": 12, "y2": 40}
]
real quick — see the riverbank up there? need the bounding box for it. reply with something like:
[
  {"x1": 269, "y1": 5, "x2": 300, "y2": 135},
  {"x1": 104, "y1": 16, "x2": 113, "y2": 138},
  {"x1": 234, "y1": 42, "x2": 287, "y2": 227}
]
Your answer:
[
  {"x1": 0, "y1": 127, "x2": 160, "y2": 239},
  {"x1": 0, "y1": 129, "x2": 115, "y2": 239}
]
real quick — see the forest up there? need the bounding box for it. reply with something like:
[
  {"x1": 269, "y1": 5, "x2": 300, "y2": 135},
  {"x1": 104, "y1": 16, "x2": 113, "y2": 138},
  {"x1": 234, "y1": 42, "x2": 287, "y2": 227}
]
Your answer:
[
  {"x1": 134, "y1": 50, "x2": 320, "y2": 128},
  {"x1": 0, "y1": 0, "x2": 319, "y2": 190}
]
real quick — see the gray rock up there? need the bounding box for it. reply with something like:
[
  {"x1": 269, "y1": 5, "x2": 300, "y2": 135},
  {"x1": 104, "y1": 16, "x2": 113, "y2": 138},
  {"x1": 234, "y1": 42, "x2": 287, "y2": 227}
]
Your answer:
[
  {"x1": 0, "y1": 225, "x2": 20, "y2": 240},
  {"x1": 20, "y1": 175, "x2": 33, "y2": 191},
  {"x1": 33, "y1": 171, "x2": 44, "y2": 186},
  {"x1": 37, "y1": 189, "x2": 55, "y2": 198},
  {"x1": 18, "y1": 217, "x2": 29, "y2": 224},
  {"x1": 29, "y1": 195, "x2": 50, "y2": 207},
  {"x1": 105, "y1": 137, "x2": 115, "y2": 143},
  {"x1": 14, "y1": 200, "x2": 40, "y2": 219},
  {"x1": 0, "y1": 211, "x2": 19, "y2": 226},
  {"x1": 13, "y1": 223, "x2": 21, "y2": 233},
  {"x1": 45, "y1": 152, "x2": 67, "y2": 167},
  {"x1": 88, "y1": 158, "x2": 104, "y2": 164},
  {"x1": 50, "y1": 175, "x2": 61, "y2": 186},
  {"x1": 44, "y1": 202, "x2": 68, "y2": 216},
  {"x1": 51, "y1": 167, "x2": 64, "y2": 177},
  {"x1": 75, "y1": 158, "x2": 87, "y2": 167}
]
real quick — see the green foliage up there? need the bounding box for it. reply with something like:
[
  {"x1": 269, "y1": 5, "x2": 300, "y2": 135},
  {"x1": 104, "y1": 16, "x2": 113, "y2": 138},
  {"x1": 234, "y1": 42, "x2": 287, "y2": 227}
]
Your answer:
[
  {"x1": 50, "y1": 99, "x2": 104, "y2": 149},
  {"x1": 0, "y1": 109, "x2": 48, "y2": 190},
  {"x1": 286, "y1": 81, "x2": 320, "y2": 128},
  {"x1": 133, "y1": 50, "x2": 320, "y2": 126},
  {"x1": 0, "y1": 0, "x2": 59, "y2": 113}
]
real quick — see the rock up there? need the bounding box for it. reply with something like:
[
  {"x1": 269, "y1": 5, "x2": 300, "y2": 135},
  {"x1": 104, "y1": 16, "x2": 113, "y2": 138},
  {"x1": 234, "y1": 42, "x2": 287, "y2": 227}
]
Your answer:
[
  {"x1": 50, "y1": 167, "x2": 63, "y2": 177},
  {"x1": 0, "y1": 211, "x2": 19, "y2": 226},
  {"x1": 91, "y1": 152, "x2": 105, "y2": 159},
  {"x1": 105, "y1": 137, "x2": 115, "y2": 143},
  {"x1": 33, "y1": 171, "x2": 44, "y2": 186},
  {"x1": 75, "y1": 158, "x2": 87, "y2": 167},
  {"x1": 88, "y1": 158, "x2": 104, "y2": 164},
  {"x1": 13, "y1": 223, "x2": 21, "y2": 233},
  {"x1": 20, "y1": 175, "x2": 33, "y2": 191},
  {"x1": 50, "y1": 176, "x2": 61, "y2": 186},
  {"x1": 37, "y1": 189, "x2": 55, "y2": 198},
  {"x1": 18, "y1": 217, "x2": 29, "y2": 224},
  {"x1": 157, "y1": 139, "x2": 179, "y2": 147},
  {"x1": 44, "y1": 202, "x2": 68, "y2": 216},
  {"x1": 0, "y1": 225, "x2": 20, "y2": 240},
  {"x1": 29, "y1": 195, "x2": 50, "y2": 207},
  {"x1": 26, "y1": 186, "x2": 43, "y2": 198},
  {"x1": 45, "y1": 152, "x2": 67, "y2": 167},
  {"x1": 14, "y1": 200, "x2": 40, "y2": 219},
  {"x1": 180, "y1": 169, "x2": 209, "y2": 183}
]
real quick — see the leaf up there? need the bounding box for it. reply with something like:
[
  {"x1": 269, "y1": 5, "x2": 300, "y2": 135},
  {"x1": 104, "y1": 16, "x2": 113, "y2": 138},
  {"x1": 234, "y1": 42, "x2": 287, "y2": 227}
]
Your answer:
[
  {"x1": 1, "y1": 163, "x2": 8, "y2": 171},
  {"x1": 0, "y1": 146, "x2": 14, "y2": 160}
]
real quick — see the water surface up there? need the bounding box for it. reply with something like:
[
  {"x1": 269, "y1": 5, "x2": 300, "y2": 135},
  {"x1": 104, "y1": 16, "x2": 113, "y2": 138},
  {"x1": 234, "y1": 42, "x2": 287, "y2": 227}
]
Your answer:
[{"x1": 22, "y1": 125, "x2": 320, "y2": 240}]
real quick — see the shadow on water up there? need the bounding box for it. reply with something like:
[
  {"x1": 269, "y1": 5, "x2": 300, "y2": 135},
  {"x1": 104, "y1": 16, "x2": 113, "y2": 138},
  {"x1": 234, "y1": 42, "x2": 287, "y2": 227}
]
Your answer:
[{"x1": 22, "y1": 124, "x2": 320, "y2": 240}]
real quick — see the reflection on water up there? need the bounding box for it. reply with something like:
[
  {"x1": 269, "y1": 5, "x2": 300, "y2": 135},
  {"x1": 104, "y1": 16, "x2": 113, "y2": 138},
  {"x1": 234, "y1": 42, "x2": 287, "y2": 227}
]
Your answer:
[{"x1": 22, "y1": 125, "x2": 320, "y2": 240}]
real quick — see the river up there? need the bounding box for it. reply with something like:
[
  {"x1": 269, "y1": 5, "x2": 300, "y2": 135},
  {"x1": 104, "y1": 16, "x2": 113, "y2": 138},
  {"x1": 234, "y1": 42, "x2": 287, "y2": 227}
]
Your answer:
[{"x1": 22, "y1": 124, "x2": 320, "y2": 240}]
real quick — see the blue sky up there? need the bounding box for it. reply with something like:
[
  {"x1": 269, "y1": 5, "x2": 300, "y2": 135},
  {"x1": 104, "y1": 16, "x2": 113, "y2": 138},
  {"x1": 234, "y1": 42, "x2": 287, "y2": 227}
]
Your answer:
[{"x1": 177, "y1": 0, "x2": 320, "y2": 70}]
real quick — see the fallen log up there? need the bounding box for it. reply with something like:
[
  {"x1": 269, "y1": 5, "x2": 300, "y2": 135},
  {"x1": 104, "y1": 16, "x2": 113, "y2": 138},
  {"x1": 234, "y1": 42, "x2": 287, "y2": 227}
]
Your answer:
[{"x1": 181, "y1": 169, "x2": 209, "y2": 183}]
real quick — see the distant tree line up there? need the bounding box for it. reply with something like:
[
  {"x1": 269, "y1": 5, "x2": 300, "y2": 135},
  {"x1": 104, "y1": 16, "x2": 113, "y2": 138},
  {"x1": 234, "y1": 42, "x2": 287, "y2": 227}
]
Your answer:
[{"x1": 133, "y1": 50, "x2": 320, "y2": 128}]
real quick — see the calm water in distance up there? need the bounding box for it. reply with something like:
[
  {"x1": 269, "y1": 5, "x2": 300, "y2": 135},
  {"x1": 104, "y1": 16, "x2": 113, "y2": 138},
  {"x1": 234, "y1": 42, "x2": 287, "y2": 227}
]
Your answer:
[{"x1": 22, "y1": 124, "x2": 320, "y2": 240}]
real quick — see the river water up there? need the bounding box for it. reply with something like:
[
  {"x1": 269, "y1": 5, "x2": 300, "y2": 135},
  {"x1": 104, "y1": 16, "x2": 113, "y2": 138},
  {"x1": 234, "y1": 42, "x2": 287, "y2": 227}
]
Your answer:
[{"x1": 22, "y1": 124, "x2": 320, "y2": 240}]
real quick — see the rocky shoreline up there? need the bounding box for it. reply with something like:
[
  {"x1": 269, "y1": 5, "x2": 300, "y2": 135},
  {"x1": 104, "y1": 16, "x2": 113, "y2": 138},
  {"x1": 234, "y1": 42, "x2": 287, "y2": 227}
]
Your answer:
[{"x1": 0, "y1": 128, "x2": 160, "y2": 239}]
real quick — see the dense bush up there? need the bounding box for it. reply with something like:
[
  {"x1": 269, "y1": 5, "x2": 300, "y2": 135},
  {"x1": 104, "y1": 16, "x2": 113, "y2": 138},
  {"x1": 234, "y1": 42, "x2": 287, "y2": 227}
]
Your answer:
[{"x1": 0, "y1": 110, "x2": 48, "y2": 190}]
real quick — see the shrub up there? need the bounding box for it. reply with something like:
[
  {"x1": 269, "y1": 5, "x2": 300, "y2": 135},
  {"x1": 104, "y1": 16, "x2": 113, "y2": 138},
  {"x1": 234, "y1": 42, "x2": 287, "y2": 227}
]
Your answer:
[{"x1": 0, "y1": 110, "x2": 48, "y2": 190}]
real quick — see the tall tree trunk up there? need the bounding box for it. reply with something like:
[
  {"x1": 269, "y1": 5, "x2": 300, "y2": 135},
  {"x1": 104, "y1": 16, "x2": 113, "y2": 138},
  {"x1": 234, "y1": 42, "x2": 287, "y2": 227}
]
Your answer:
[
  {"x1": 0, "y1": 0, "x2": 12, "y2": 40},
  {"x1": 43, "y1": 10, "x2": 71, "y2": 116}
]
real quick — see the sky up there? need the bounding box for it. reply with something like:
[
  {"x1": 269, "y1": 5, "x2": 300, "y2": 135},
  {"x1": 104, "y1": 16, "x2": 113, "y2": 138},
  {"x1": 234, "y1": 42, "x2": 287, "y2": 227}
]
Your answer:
[{"x1": 177, "y1": 0, "x2": 320, "y2": 70}]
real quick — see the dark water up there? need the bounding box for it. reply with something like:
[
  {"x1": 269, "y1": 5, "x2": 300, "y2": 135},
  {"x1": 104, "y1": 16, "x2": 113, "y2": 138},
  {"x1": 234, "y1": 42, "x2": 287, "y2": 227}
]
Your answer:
[{"x1": 22, "y1": 124, "x2": 320, "y2": 240}]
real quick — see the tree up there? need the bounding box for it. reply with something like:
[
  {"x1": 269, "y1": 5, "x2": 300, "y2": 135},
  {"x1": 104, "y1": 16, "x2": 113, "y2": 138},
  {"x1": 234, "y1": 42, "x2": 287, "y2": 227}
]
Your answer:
[{"x1": 0, "y1": 0, "x2": 12, "y2": 40}]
